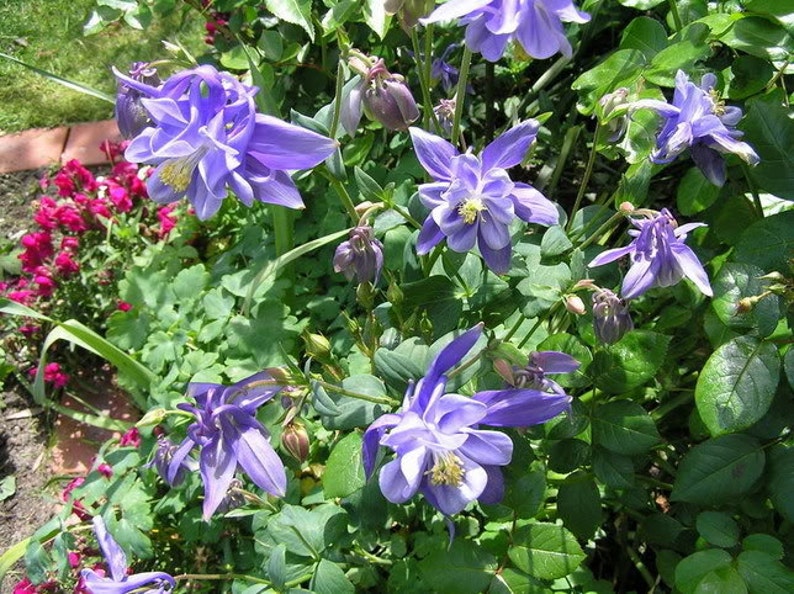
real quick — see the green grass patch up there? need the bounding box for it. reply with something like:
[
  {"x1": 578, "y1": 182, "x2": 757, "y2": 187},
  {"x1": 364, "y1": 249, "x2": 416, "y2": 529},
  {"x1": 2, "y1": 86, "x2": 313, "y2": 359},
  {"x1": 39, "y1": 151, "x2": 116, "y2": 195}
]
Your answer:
[{"x1": 0, "y1": 0, "x2": 205, "y2": 133}]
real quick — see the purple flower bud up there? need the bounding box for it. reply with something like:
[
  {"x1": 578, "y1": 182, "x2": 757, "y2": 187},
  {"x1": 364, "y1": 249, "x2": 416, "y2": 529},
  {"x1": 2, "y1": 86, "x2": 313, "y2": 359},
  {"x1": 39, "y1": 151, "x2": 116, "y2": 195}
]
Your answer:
[
  {"x1": 333, "y1": 225, "x2": 385, "y2": 284},
  {"x1": 150, "y1": 437, "x2": 194, "y2": 486},
  {"x1": 115, "y1": 62, "x2": 160, "y2": 139},
  {"x1": 433, "y1": 98, "x2": 456, "y2": 138},
  {"x1": 362, "y1": 75, "x2": 420, "y2": 131},
  {"x1": 281, "y1": 422, "x2": 310, "y2": 463},
  {"x1": 592, "y1": 288, "x2": 633, "y2": 345}
]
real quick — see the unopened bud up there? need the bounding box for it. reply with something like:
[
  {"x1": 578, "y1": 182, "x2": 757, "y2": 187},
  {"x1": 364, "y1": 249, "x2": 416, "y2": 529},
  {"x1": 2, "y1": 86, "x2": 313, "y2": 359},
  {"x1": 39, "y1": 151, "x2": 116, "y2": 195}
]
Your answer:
[
  {"x1": 597, "y1": 87, "x2": 630, "y2": 143},
  {"x1": 386, "y1": 281, "x2": 403, "y2": 305},
  {"x1": 592, "y1": 288, "x2": 633, "y2": 345},
  {"x1": 362, "y1": 76, "x2": 420, "y2": 131},
  {"x1": 619, "y1": 201, "x2": 636, "y2": 214},
  {"x1": 385, "y1": 0, "x2": 434, "y2": 27},
  {"x1": 114, "y1": 62, "x2": 160, "y2": 139},
  {"x1": 433, "y1": 98, "x2": 456, "y2": 138},
  {"x1": 564, "y1": 294, "x2": 586, "y2": 315},
  {"x1": 334, "y1": 225, "x2": 384, "y2": 284},
  {"x1": 356, "y1": 281, "x2": 376, "y2": 309},
  {"x1": 281, "y1": 422, "x2": 310, "y2": 463},
  {"x1": 304, "y1": 332, "x2": 332, "y2": 361},
  {"x1": 137, "y1": 407, "x2": 167, "y2": 427}
]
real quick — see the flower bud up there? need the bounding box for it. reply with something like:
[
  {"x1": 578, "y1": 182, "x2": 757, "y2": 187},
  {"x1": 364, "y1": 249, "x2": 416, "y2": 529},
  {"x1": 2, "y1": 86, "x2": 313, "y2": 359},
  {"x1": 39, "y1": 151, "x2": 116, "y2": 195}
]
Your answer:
[
  {"x1": 281, "y1": 422, "x2": 310, "y2": 463},
  {"x1": 304, "y1": 332, "x2": 332, "y2": 361},
  {"x1": 362, "y1": 76, "x2": 420, "y2": 131},
  {"x1": 564, "y1": 294, "x2": 586, "y2": 315},
  {"x1": 597, "y1": 87, "x2": 629, "y2": 143},
  {"x1": 592, "y1": 288, "x2": 633, "y2": 345},
  {"x1": 385, "y1": 0, "x2": 434, "y2": 28},
  {"x1": 115, "y1": 62, "x2": 160, "y2": 139},
  {"x1": 433, "y1": 98, "x2": 456, "y2": 138},
  {"x1": 334, "y1": 225, "x2": 384, "y2": 284}
]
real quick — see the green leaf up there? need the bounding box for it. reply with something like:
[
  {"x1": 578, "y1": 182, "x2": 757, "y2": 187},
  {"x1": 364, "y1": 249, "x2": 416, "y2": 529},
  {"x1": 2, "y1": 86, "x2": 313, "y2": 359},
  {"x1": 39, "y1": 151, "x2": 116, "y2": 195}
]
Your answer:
[
  {"x1": 591, "y1": 400, "x2": 661, "y2": 454},
  {"x1": 617, "y1": 0, "x2": 665, "y2": 8},
  {"x1": 508, "y1": 523, "x2": 586, "y2": 580},
  {"x1": 540, "y1": 226, "x2": 573, "y2": 258},
  {"x1": 548, "y1": 439, "x2": 590, "y2": 473},
  {"x1": 319, "y1": 375, "x2": 388, "y2": 430},
  {"x1": 675, "y1": 549, "x2": 734, "y2": 594},
  {"x1": 743, "y1": 92, "x2": 794, "y2": 199},
  {"x1": 503, "y1": 470, "x2": 547, "y2": 519},
  {"x1": 592, "y1": 447, "x2": 635, "y2": 488},
  {"x1": 373, "y1": 337, "x2": 429, "y2": 392},
  {"x1": 725, "y1": 55, "x2": 774, "y2": 100},
  {"x1": 711, "y1": 263, "x2": 780, "y2": 338},
  {"x1": 401, "y1": 275, "x2": 463, "y2": 338},
  {"x1": 696, "y1": 511, "x2": 740, "y2": 548},
  {"x1": 419, "y1": 539, "x2": 497, "y2": 594},
  {"x1": 695, "y1": 336, "x2": 781, "y2": 436},
  {"x1": 572, "y1": 49, "x2": 646, "y2": 114},
  {"x1": 0, "y1": 476, "x2": 16, "y2": 502},
  {"x1": 363, "y1": 0, "x2": 390, "y2": 39},
  {"x1": 784, "y1": 348, "x2": 794, "y2": 391},
  {"x1": 264, "y1": 0, "x2": 314, "y2": 40},
  {"x1": 645, "y1": 24, "x2": 712, "y2": 87},
  {"x1": 737, "y1": 550, "x2": 794, "y2": 594},
  {"x1": 719, "y1": 16, "x2": 794, "y2": 67},
  {"x1": 557, "y1": 472, "x2": 601, "y2": 540},
  {"x1": 591, "y1": 330, "x2": 670, "y2": 393},
  {"x1": 733, "y1": 210, "x2": 794, "y2": 273},
  {"x1": 767, "y1": 445, "x2": 794, "y2": 522},
  {"x1": 743, "y1": 534, "x2": 784, "y2": 560},
  {"x1": 323, "y1": 432, "x2": 365, "y2": 498},
  {"x1": 671, "y1": 434, "x2": 765, "y2": 505},
  {"x1": 677, "y1": 166, "x2": 722, "y2": 215},
  {"x1": 620, "y1": 16, "x2": 668, "y2": 60},
  {"x1": 312, "y1": 559, "x2": 355, "y2": 594}
]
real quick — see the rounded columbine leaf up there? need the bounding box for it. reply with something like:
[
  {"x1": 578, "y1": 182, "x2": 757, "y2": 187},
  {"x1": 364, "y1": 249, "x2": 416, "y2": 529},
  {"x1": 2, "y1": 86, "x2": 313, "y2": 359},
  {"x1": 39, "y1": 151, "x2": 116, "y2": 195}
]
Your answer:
[
  {"x1": 507, "y1": 523, "x2": 586, "y2": 581},
  {"x1": 591, "y1": 400, "x2": 661, "y2": 455}
]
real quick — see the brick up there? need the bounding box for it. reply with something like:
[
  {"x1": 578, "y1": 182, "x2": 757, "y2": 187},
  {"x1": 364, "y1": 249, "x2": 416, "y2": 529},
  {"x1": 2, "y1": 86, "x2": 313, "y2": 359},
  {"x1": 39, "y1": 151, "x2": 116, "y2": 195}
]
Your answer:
[
  {"x1": 61, "y1": 119, "x2": 122, "y2": 166},
  {"x1": 0, "y1": 127, "x2": 68, "y2": 174}
]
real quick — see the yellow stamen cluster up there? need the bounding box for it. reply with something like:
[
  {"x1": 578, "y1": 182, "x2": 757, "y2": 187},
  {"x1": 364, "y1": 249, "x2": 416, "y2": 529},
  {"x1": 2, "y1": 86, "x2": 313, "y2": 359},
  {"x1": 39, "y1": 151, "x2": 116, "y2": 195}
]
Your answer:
[
  {"x1": 159, "y1": 157, "x2": 197, "y2": 193},
  {"x1": 708, "y1": 89, "x2": 726, "y2": 116},
  {"x1": 429, "y1": 452, "x2": 465, "y2": 487},
  {"x1": 458, "y1": 197, "x2": 486, "y2": 225}
]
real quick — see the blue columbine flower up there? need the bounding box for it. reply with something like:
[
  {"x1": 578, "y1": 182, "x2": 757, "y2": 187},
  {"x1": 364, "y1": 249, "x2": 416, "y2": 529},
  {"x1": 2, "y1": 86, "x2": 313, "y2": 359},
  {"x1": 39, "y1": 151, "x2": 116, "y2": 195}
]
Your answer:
[
  {"x1": 115, "y1": 62, "x2": 160, "y2": 139},
  {"x1": 588, "y1": 208, "x2": 713, "y2": 299},
  {"x1": 114, "y1": 64, "x2": 337, "y2": 219},
  {"x1": 431, "y1": 44, "x2": 461, "y2": 93},
  {"x1": 421, "y1": 0, "x2": 590, "y2": 62},
  {"x1": 362, "y1": 325, "x2": 571, "y2": 516},
  {"x1": 410, "y1": 121, "x2": 558, "y2": 273},
  {"x1": 168, "y1": 371, "x2": 287, "y2": 520},
  {"x1": 333, "y1": 225, "x2": 385, "y2": 284},
  {"x1": 632, "y1": 70, "x2": 760, "y2": 186},
  {"x1": 591, "y1": 288, "x2": 634, "y2": 345},
  {"x1": 80, "y1": 516, "x2": 175, "y2": 593}
]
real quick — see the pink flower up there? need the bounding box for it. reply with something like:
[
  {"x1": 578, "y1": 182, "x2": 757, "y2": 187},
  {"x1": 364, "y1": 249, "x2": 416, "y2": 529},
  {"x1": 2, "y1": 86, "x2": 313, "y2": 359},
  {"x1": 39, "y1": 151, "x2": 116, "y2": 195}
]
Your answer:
[
  {"x1": 108, "y1": 185, "x2": 132, "y2": 213},
  {"x1": 119, "y1": 427, "x2": 141, "y2": 447},
  {"x1": 68, "y1": 551, "x2": 82, "y2": 568},
  {"x1": 36, "y1": 362, "x2": 69, "y2": 388},
  {"x1": 33, "y1": 272, "x2": 57, "y2": 297},
  {"x1": 19, "y1": 324, "x2": 40, "y2": 337},
  {"x1": 54, "y1": 251, "x2": 80, "y2": 276},
  {"x1": 12, "y1": 578, "x2": 37, "y2": 593},
  {"x1": 19, "y1": 231, "x2": 54, "y2": 272},
  {"x1": 61, "y1": 236, "x2": 80, "y2": 252},
  {"x1": 97, "y1": 463, "x2": 113, "y2": 478},
  {"x1": 117, "y1": 300, "x2": 133, "y2": 312},
  {"x1": 157, "y1": 205, "x2": 177, "y2": 238},
  {"x1": 54, "y1": 203, "x2": 88, "y2": 233}
]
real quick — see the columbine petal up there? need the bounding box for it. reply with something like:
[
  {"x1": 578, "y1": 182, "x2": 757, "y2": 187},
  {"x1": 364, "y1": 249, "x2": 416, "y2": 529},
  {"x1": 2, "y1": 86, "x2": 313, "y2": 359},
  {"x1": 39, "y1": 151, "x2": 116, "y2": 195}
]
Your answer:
[
  {"x1": 409, "y1": 127, "x2": 458, "y2": 181},
  {"x1": 482, "y1": 120, "x2": 539, "y2": 171},
  {"x1": 621, "y1": 255, "x2": 657, "y2": 299},
  {"x1": 248, "y1": 115, "x2": 337, "y2": 170},
  {"x1": 200, "y1": 436, "x2": 238, "y2": 520},
  {"x1": 424, "y1": 324, "x2": 484, "y2": 385},
  {"x1": 588, "y1": 244, "x2": 635, "y2": 268},
  {"x1": 416, "y1": 218, "x2": 446, "y2": 254},
  {"x1": 233, "y1": 420, "x2": 287, "y2": 497},
  {"x1": 92, "y1": 516, "x2": 127, "y2": 582},
  {"x1": 475, "y1": 389, "x2": 572, "y2": 427},
  {"x1": 459, "y1": 429, "x2": 513, "y2": 465},
  {"x1": 420, "y1": 0, "x2": 493, "y2": 23},
  {"x1": 432, "y1": 394, "x2": 489, "y2": 433},
  {"x1": 510, "y1": 184, "x2": 559, "y2": 226},
  {"x1": 480, "y1": 243, "x2": 513, "y2": 274},
  {"x1": 670, "y1": 242, "x2": 713, "y2": 296}
]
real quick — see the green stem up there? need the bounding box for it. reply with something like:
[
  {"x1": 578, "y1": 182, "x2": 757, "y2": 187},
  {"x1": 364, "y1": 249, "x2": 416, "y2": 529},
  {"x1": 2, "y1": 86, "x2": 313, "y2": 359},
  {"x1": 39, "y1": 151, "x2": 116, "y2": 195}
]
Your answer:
[
  {"x1": 566, "y1": 126, "x2": 602, "y2": 233},
  {"x1": 313, "y1": 379, "x2": 399, "y2": 406},
  {"x1": 175, "y1": 573, "x2": 271, "y2": 585},
  {"x1": 502, "y1": 312, "x2": 527, "y2": 343},
  {"x1": 576, "y1": 211, "x2": 624, "y2": 251},
  {"x1": 667, "y1": 0, "x2": 683, "y2": 30},
  {"x1": 271, "y1": 205, "x2": 294, "y2": 257},
  {"x1": 517, "y1": 317, "x2": 545, "y2": 349},
  {"x1": 323, "y1": 169, "x2": 359, "y2": 222},
  {"x1": 447, "y1": 351, "x2": 483, "y2": 380},
  {"x1": 741, "y1": 163, "x2": 764, "y2": 218},
  {"x1": 329, "y1": 58, "x2": 345, "y2": 139},
  {"x1": 451, "y1": 47, "x2": 473, "y2": 147},
  {"x1": 411, "y1": 27, "x2": 438, "y2": 132},
  {"x1": 626, "y1": 543, "x2": 657, "y2": 589}
]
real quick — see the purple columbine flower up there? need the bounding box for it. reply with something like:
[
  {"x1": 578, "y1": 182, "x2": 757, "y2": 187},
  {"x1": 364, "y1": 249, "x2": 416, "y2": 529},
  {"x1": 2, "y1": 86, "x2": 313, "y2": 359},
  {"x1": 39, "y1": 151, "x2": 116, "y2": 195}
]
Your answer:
[
  {"x1": 421, "y1": 0, "x2": 590, "y2": 62},
  {"x1": 592, "y1": 287, "x2": 633, "y2": 345},
  {"x1": 80, "y1": 516, "x2": 175, "y2": 594},
  {"x1": 149, "y1": 437, "x2": 197, "y2": 487},
  {"x1": 632, "y1": 70, "x2": 760, "y2": 186},
  {"x1": 431, "y1": 44, "x2": 461, "y2": 93},
  {"x1": 168, "y1": 371, "x2": 287, "y2": 520},
  {"x1": 115, "y1": 62, "x2": 160, "y2": 139},
  {"x1": 363, "y1": 324, "x2": 571, "y2": 516},
  {"x1": 588, "y1": 208, "x2": 713, "y2": 299},
  {"x1": 362, "y1": 325, "x2": 511, "y2": 515},
  {"x1": 410, "y1": 121, "x2": 558, "y2": 273},
  {"x1": 333, "y1": 225, "x2": 385, "y2": 284},
  {"x1": 114, "y1": 64, "x2": 337, "y2": 219}
]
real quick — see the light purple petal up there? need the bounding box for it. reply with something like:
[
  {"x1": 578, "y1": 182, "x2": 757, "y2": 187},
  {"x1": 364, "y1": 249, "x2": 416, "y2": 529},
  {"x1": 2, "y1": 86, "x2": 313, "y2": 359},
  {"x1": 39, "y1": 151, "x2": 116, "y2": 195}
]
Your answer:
[
  {"x1": 92, "y1": 516, "x2": 127, "y2": 582},
  {"x1": 416, "y1": 218, "x2": 445, "y2": 254},
  {"x1": 167, "y1": 438, "x2": 196, "y2": 486},
  {"x1": 459, "y1": 429, "x2": 513, "y2": 465},
  {"x1": 423, "y1": 456, "x2": 487, "y2": 515},
  {"x1": 532, "y1": 351, "x2": 580, "y2": 374},
  {"x1": 362, "y1": 413, "x2": 402, "y2": 476},
  {"x1": 409, "y1": 127, "x2": 458, "y2": 181},
  {"x1": 420, "y1": 0, "x2": 493, "y2": 24},
  {"x1": 621, "y1": 256, "x2": 657, "y2": 299},
  {"x1": 249, "y1": 115, "x2": 338, "y2": 170},
  {"x1": 480, "y1": 242, "x2": 512, "y2": 274},
  {"x1": 424, "y1": 324, "x2": 484, "y2": 385},
  {"x1": 341, "y1": 84, "x2": 363, "y2": 137},
  {"x1": 380, "y1": 456, "x2": 419, "y2": 503},
  {"x1": 588, "y1": 244, "x2": 635, "y2": 268},
  {"x1": 474, "y1": 389, "x2": 571, "y2": 427},
  {"x1": 225, "y1": 371, "x2": 282, "y2": 412},
  {"x1": 478, "y1": 216, "x2": 512, "y2": 250},
  {"x1": 510, "y1": 184, "x2": 559, "y2": 226},
  {"x1": 477, "y1": 465, "x2": 505, "y2": 505},
  {"x1": 234, "y1": 423, "x2": 287, "y2": 497},
  {"x1": 670, "y1": 242, "x2": 713, "y2": 296},
  {"x1": 431, "y1": 394, "x2": 488, "y2": 433},
  {"x1": 199, "y1": 436, "x2": 237, "y2": 520},
  {"x1": 482, "y1": 120, "x2": 539, "y2": 171}
]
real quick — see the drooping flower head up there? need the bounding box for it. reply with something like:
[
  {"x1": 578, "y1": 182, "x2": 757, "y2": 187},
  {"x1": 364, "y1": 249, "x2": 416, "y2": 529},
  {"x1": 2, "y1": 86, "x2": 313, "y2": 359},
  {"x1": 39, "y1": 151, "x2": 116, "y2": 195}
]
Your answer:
[
  {"x1": 363, "y1": 325, "x2": 571, "y2": 516},
  {"x1": 431, "y1": 44, "x2": 461, "y2": 93},
  {"x1": 421, "y1": 0, "x2": 590, "y2": 62},
  {"x1": 410, "y1": 121, "x2": 558, "y2": 273},
  {"x1": 115, "y1": 62, "x2": 160, "y2": 139},
  {"x1": 632, "y1": 70, "x2": 759, "y2": 186},
  {"x1": 168, "y1": 371, "x2": 287, "y2": 520},
  {"x1": 114, "y1": 64, "x2": 337, "y2": 219},
  {"x1": 588, "y1": 208, "x2": 712, "y2": 299},
  {"x1": 333, "y1": 225, "x2": 385, "y2": 284},
  {"x1": 591, "y1": 287, "x2": 634, "y2": 345},
  {"x1": 80, "y1": 515, "x2": 175, "y2": 593},
  {"x1": 341, "y1": 56, "x2": 419, "y2": 136}
]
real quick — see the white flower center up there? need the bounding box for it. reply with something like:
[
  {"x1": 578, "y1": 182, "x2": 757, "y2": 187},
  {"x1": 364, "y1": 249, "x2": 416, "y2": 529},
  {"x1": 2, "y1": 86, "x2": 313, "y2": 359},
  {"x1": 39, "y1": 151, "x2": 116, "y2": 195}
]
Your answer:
[
  {"x1": 458, "y1": 197, "x2": 486, "y2": 225},
  {"x1": 428, "y1": 452, "x2": 465, "y2": 487}
]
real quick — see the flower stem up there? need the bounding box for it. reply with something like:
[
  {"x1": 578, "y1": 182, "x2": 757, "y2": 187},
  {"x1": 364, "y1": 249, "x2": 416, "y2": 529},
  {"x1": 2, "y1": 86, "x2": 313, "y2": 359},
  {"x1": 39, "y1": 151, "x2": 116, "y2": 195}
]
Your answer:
[
  {"x1": 667, "y1": 0, "x2": 683, "y2": 30},
  {"x1": 313, "y1": 379, "x2": 398, "y2": 406},
  {"x1": 271, "y1": 205, "x2": 294, "y2": 257},
  {"x1": 566, "y1": 126, "x2": 602, "y2": 233},
  {"x1": 451, "y1": 46, "x2": 473, "y2": 147},
  {"x1": 329, "y1": 58, "x2": 345, "y2": 140},
  {"x1": 323, "y1": 168, "x2": 359, "y2": 222},
  {"x1": 411, "y1": 27, "x2": 437, "y2": 132},
  {"x1": 576, "y1": 211, "x2": 624, "y2": 251}
]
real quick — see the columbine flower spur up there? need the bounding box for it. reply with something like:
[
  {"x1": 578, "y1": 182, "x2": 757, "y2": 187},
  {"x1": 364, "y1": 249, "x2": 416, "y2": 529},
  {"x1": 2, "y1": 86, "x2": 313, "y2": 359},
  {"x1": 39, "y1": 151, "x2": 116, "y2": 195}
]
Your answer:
[
  {"x1": 421, "y1": 0, "x2": 590, "y2": 62},
  {"x1": 587, "y1": 208, "x2": 713, "y2": 299},
  {"x1": 632, "y1": 70, "x2": 760, "y2": 186},
  {"x1": 114, "y1": 64, "x2": 337, "y2": 219},
  {"x1": 410, "y1": 121, "x2": 558, "y2": 273}
]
